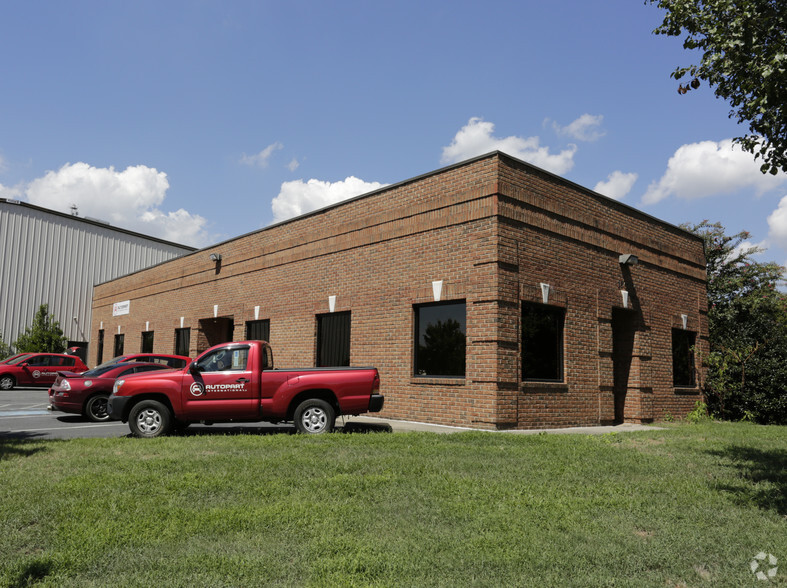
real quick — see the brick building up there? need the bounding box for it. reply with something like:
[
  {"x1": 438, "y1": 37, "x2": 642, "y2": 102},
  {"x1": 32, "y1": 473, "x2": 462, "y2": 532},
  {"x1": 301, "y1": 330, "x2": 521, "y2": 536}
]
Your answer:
[{"x1": 91, "y1": 152, "x2": 707, "y2": 429}]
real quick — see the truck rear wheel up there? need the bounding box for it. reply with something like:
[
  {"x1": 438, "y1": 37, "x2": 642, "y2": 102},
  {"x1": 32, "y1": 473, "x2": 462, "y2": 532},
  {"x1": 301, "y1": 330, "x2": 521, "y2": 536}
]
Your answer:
[
  {"x1": 294, "y1": 398, "x2": 335, "y2": 434},
  {"x1": 128, "y1": 400, "x2": 172, "y2": 438}
]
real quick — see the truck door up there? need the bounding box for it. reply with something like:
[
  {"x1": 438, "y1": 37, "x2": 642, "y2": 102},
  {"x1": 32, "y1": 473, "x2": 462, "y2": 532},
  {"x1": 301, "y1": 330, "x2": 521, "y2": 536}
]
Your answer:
[{"x1": 181, "y1": 345, "x2": 256, "y2": 419}]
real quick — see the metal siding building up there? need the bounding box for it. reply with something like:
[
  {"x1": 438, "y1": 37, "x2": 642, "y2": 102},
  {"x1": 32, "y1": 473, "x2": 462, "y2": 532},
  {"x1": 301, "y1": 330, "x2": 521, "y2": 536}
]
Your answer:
[{"x1": 0, "y1": 198, "x2": 195, "y2": 357}]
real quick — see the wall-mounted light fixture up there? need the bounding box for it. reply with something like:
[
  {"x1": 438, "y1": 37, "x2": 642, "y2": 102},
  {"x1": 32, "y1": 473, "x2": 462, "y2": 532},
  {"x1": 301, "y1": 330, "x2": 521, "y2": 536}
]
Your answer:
[
  {"x1": 209, "y1": 253, "x2": 222, "y2": 262},
  {"x1": 618, "y1": 253, "x2": 638, "y2": 266}
]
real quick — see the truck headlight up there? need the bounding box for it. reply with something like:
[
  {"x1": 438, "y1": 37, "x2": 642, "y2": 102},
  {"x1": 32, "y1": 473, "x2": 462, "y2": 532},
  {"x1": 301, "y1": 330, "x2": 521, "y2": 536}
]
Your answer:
[{"x1": 113, "y1": 379, "x2": 124, "y2": 394}]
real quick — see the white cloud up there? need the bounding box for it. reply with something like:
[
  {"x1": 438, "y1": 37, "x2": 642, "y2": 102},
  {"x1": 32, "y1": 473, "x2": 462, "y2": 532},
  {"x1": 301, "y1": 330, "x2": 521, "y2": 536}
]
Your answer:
[
  {"x1": 593, "y1": 171, "x2": 638, "y2": 200},
  {"x1": 441, "y1": 117, "x2": 577, "y2": 175},
  {"x1": 643, "y1": 139, "x2": 787, "y2": 205},
  {"x1": 552, "y1": 114, "x2": 606, "y2": 142},
  {"x1": 20, "y1": 162, "x2": 213, "y2": 247},
  {"x1": 240, "y1": 142, "x2": 283, "y2": 168},
  {"x1": 272, "y1": 176, "x2": 387, "y2": 223},
  {"x1": 287, "y1": 158, "x2": 300, "y2": 172},
  {"x1": 767, "y1": 195, "x2": 787, "y2": 249},
  {"x1": 0, "y1": 181, "x2": 23, "y2": 199}
]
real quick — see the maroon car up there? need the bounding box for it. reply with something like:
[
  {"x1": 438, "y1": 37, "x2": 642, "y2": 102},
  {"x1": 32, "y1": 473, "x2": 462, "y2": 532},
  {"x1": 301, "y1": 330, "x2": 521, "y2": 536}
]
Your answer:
[
  {"x1": 0, "y1": 353, "x2": 88, "y2": 390},
  {"x1": 101, "y1": 353, "x2": 190, "y2": 369},
  {"x1": 49, "y1": 362, "x2": 173, "y2": 422}
]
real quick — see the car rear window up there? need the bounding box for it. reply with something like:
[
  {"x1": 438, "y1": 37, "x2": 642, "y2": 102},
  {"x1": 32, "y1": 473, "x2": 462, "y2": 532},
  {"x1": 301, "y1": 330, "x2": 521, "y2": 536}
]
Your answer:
[{"x1": 83, "y1": 364, "x2": 125, "y2": 377}]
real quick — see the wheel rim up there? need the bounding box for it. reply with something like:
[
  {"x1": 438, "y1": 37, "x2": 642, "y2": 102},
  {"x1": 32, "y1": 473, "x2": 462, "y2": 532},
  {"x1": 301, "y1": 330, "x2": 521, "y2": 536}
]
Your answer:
[
  {"x1": 0, "y1": 376, "x2": 13, "y2": 390},
  {"x1": 301, "y1": 407, "x2": 328, "y2": 433},
  {"x1": 88, "y1": 397, "x2": 109, "y2": 421},
  {"x1": 136, "y1": 408, "x2": 162, "y2": 434}
]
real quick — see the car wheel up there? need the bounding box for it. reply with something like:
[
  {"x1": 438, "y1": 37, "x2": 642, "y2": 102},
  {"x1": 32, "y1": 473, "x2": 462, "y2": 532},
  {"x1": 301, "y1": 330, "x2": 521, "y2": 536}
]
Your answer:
[
  {"x1": 0, "y1": 375, "x2": 15, "y2": 391},
  {"x1": 85, "y1": 394, "x2": 110, "y2": 422},
  {"x1": 128, "y1": 400, "x2": 172, "y2": 438},
  {"x1": 294, "y1": 398, "x2": 335, "y2": 434}
]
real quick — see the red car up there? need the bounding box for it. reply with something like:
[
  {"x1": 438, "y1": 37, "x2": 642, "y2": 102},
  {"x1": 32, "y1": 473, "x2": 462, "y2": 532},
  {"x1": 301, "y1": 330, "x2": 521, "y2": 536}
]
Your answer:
[
  {"x1": 0, "y1": 353, "x2": 88, "y2": 390},
  {"x1": 49, "y1": 362, "x2": 174, "y2": 422}
]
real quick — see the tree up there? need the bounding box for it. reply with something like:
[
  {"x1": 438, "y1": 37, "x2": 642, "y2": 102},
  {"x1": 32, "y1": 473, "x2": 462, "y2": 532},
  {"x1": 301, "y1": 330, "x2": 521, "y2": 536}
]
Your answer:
[
  {"x1": 13, "y1": 304, "x2": 67, "y2": 354},
  {"x1": 684, "y1": 221, "x2": 787, "y2": 423},
  {"x1": 0, "y1": 332, "x2": 12, "y2": 360},
  {"x1": 649, "y1": 0, "x2": 787, "y2": 174}
]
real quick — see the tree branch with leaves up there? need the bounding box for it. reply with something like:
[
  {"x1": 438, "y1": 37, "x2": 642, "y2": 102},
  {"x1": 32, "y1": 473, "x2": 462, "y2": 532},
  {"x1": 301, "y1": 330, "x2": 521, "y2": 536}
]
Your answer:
[{"x1": 649, "y1": 0, "x2": 787, "y2": 174}]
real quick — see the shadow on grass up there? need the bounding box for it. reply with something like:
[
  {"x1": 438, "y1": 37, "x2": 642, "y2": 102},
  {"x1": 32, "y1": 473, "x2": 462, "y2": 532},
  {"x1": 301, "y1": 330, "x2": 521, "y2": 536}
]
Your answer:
[
  {"x1": 0, "y1": 433, "x2": 48, "y2": 460},
  {"x1": 708, "y1": 445, "x2": 787, "y2": 516},
  {"x1": 9, "y1": 557, "x2": 54, "y2": 586},
  {"x1": 163, "y1": 420, "x2": 393, "y2": 437}
]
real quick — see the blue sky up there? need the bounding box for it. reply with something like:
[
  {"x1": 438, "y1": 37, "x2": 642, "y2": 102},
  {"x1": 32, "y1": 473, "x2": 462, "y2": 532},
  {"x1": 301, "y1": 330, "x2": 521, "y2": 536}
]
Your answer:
[{"x1": 2, "y1": 0, "x2": 786, "y2": 267}]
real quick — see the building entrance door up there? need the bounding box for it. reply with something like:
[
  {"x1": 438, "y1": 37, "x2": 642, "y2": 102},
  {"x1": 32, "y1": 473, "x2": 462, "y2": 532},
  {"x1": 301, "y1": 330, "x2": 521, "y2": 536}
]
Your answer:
[{"x1": 612, "y1": 308, "x2": 637, "y2": 423}]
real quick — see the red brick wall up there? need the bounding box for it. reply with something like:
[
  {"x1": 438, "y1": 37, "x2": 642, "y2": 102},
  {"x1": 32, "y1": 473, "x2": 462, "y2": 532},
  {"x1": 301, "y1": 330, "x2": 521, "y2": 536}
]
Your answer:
[{"x1": 91, "y1": 152, "x2": 707, "y2": 429}]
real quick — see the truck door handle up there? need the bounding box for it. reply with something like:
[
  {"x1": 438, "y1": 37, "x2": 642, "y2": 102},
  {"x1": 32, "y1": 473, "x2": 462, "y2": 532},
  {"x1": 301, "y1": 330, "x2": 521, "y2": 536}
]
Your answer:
[{"x1": 236, "y1": 378, "x2": 250, "y2": 383}]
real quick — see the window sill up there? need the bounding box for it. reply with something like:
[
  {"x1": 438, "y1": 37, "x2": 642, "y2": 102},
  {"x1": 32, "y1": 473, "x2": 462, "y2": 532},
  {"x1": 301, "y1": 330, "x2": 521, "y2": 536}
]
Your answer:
[
  {"x1": 411, "y1": 377, "x2": 466, "y2": 386},
  {"x1": 674, "y1": 387, "x2": 701, "y2": 395},
  {"x1": 521, "y1": 381, "x2": 569, "y2": 393}
]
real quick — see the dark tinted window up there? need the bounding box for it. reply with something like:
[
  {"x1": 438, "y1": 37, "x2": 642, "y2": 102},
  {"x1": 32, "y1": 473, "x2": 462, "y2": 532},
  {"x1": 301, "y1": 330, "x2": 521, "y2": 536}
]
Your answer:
[
  {"x1": 26, "y1": 355, "x2": 50, "y2": 366},
  {"x1": 114, "y1": 334, "x2": 125, "y2": 357},
  {"x1": 96, "y1": 330, "x2": 104, "y2": 365},
  {"x1": 246, "y1": 320, "x2": 270, "y2": 342},
  {"x1": 84, "y1": 364, "x2": 126, "y2": 377},
  {"x1": 414, "y1": 302, "x2": 466, "y2": 377},
  {"x1": 51, "y1": 357, "x2": 76, "y2": 367},
  {"x1": 672, "y1": 329, "x2": 696, "y2": 387},
  {"x1": 141, "y1": 331, "x2": 154, "y2": 353},
  {"x1": 522, "y1": 303, "x2": 564, "y2": 381},
  {"x1": 316, "y1": 312, "x2": 351, "y2": 367},
  {"x1": 175, "y1": 328, "x2": 190, "y2": 357}
]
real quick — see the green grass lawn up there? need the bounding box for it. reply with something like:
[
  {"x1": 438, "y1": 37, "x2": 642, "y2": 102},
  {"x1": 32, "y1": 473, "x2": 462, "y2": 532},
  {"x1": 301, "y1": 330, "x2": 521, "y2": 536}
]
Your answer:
[{"x1": 1, "y1": 422, "x2": 785, "y2": 587}]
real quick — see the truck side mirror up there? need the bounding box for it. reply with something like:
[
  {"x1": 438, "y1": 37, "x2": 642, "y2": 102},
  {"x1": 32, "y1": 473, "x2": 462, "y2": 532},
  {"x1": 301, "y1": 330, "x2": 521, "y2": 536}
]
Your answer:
[{"x1": 188, "y1": 362, "x2": 203, "y2": 375}]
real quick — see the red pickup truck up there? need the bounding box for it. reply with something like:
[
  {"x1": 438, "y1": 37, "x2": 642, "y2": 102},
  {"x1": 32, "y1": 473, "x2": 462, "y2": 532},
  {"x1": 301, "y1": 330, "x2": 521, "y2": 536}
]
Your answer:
[{"x1": 107, "y1": 340, "x2": 384, "y2": 437}]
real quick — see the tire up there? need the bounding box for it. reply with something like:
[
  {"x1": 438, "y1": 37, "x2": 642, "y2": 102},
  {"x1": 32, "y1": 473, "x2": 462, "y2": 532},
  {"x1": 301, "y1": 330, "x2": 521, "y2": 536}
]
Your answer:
[
  {"x1": 85, "y1": 394, "x2": 110, "y2": 422},
  {"x1": 128, "y1": 400, "x2": 172, "y2": 438},
  {"x1": 294, "y1": 398, "x2": 335, "y2": 434},
  {"x1": 0, "y1": 375, "x2": 14, "y2": 391}
]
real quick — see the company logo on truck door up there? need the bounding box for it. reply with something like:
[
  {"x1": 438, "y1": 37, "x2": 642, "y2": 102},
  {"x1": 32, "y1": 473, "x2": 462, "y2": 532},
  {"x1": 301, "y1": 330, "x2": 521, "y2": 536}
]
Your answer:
[{"x1": 189, "y1": 382, "x2": 247, "y2": 396}]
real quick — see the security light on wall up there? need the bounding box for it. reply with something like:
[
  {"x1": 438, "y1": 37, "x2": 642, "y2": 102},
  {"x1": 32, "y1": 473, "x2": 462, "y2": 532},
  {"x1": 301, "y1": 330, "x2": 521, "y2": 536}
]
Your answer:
[
  {"x1": 209, "y1": 253, "x2": 222, "y2": 262},
  {"x1": 618, "y1": 254, "x2": 638, "y2": 266}
]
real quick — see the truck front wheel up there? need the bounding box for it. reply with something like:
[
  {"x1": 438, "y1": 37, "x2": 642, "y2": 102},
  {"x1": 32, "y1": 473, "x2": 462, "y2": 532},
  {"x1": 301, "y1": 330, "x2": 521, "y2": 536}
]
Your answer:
[
  {"x1": 294, "y1": 398, "x2": 335, "y2": 434},
  {"x1": 128, "y1": 400, "x2": 172, "y2": 438}
]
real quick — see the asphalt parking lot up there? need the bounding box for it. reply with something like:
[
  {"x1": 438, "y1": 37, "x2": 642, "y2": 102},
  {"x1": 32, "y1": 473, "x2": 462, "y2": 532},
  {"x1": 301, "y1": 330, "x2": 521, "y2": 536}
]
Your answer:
[
  {"x1": 1, "y1": 388, "x2": 660, "y2": 440},
  {"x1": 0, "y1": 387, "x2": 386, "y2": 440}
]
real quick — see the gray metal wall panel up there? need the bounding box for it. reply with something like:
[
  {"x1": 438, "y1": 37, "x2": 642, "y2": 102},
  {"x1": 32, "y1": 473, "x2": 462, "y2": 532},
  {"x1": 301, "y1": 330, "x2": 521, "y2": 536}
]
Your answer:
[{"x1": 0, "y1": 201, "x2": 193, "y2": 351}]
